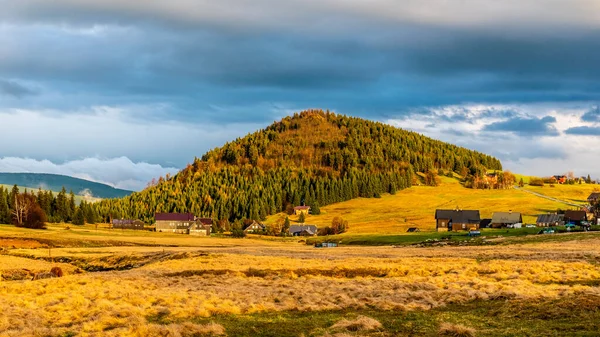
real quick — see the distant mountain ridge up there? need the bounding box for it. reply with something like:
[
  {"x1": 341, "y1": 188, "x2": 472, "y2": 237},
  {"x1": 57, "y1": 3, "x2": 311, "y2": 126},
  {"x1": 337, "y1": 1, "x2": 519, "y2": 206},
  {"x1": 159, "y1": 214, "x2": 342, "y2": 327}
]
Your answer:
[{"x1": 0, "y1": 173, "x2": 133, "y2": 199}]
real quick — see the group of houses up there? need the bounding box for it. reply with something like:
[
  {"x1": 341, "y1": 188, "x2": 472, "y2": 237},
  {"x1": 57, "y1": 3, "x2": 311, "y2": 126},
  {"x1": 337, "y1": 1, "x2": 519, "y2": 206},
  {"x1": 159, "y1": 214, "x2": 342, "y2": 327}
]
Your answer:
[{"x1": 434, "y1": 192, "x2": 600, "y2": 232}]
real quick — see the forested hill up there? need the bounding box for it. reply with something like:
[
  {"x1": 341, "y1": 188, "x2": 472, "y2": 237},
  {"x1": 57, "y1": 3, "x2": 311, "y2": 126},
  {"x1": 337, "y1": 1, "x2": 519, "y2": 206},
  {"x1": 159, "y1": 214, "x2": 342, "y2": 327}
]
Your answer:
[{"x1": 93, "y1": 110, "x2": 502, "y2": 224}]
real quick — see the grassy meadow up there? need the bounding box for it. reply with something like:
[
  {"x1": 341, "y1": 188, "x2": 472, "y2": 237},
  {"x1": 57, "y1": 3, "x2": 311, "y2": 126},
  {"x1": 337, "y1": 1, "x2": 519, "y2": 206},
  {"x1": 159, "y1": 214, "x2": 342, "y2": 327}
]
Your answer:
[
  {"x1": 266, "y1": 176, "x2": 591, "y2": 235},
  {"x1": 3, "y1": 223, "x2": 600, "y2": 336}
]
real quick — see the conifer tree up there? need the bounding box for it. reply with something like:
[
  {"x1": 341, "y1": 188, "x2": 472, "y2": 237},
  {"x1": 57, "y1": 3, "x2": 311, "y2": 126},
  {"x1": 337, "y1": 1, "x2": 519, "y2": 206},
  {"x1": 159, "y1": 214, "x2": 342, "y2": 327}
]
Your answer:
[{"x1": 298, "y1": 212, "x2": 306, "y2": 223}]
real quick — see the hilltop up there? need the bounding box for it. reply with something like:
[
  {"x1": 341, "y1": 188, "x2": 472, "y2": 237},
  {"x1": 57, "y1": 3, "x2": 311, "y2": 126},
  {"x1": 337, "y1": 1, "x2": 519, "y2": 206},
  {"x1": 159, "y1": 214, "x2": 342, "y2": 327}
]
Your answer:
[
  {"x1": 94, "y1": 110, "x2": 502, "y2": 223},
  {"x1": 0, "y1": 173, "x2": 133, "y2": 199}
]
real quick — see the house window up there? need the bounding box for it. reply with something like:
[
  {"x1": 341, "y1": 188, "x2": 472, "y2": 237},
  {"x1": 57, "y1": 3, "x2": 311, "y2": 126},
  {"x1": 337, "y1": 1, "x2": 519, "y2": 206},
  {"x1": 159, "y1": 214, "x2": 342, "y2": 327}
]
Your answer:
[{"x1": 462, "y1": 223, "x2": 466, "y2": 229}]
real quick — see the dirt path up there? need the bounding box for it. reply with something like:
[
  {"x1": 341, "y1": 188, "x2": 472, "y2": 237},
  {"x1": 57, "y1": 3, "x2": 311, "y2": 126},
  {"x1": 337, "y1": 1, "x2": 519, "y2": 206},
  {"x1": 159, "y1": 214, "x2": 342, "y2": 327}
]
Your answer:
[{"x1": 514, "y1": 186, "x2": 584, "y2": 208}]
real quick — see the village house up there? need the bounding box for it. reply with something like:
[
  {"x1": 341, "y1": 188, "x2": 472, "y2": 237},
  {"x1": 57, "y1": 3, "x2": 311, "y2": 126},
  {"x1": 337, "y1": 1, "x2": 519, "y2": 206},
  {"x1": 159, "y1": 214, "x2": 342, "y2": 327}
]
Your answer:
[
  {"x1": 536, "y1": 214, "x2": 564, "y2": 227},
  {"x1": 553, "y1": 175, "x2": 567, "y2": 184},
  {"x1": 112, "y1": 219, "x2": 145, "y2": 230},
  {"x1": 293, "y1": 206, "x2": 311, "y2": 215},
  {"x1": 155, "y1": 213, "x2": 212, "y2": 235},
  {"x1": 289, "y1": 224, "x2": 318, "y2": 236},
  {"x1": 243, "y1": 220, "x2": 266, "y2": 234},
  {"x1": 587, "y1": 192, "x2": 600, "y2": 205},
  {"x1": 490, "y1": 211, "x2": 522, "y2": 228},
  {"x1": 564, "y1": 210, "x2": 587, "y2": 226},
  {"x1": 435, "y1": 209, "x2": 481, "y2": 231}
]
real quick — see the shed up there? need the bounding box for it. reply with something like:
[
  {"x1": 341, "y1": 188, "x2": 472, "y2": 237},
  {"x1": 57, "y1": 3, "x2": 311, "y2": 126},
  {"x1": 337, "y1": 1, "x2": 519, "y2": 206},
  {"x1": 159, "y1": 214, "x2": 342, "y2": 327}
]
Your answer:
[{"x1": 406, "y1": 227, "x2": 420, "y2": 233}]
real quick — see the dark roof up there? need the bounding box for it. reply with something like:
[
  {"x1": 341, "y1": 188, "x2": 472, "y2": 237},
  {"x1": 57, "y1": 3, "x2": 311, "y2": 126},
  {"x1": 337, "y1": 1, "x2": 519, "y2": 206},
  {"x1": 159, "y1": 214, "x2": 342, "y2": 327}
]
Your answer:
[
  {"x1": 536, "y1": 214, "x2": 564, "y2": 223},
  {"x1": 435, "y1": 209, "x2": 480, "y2": 224},
  {"x1": 406, "y1": 227, "x2": 420, "y2": 232},
  {"x1": 588, "y1": 192, "x2": 600, "y2": 200},
  {"x1": 564, "y1": 210, "x2": 587, "y2": 221},
  {"x1": 289, "y1": 224, "x2": 317, "y2": 235},
  {"x1": 197, "y1": 218, "x2": 213, "y2": 225},
  {"x1": 491, "y1": 212, "x2": 522, "y2": 224},
  {"x1": 155, "y1": 213, "x2": 195, "y2": 221},
  {"x1": 112, "y1": 219, "x2": 134, "y2": 225}
]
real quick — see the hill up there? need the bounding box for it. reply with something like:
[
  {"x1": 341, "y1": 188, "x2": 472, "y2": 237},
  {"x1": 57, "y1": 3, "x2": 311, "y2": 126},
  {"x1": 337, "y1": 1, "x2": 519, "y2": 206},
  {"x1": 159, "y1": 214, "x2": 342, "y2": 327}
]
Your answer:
[
  {"x1": 0, "y1": 173, "x2": 132, "y2": 199},
  {"x1": 265, "y1": 176, "x2": 579, "y2": 236},
  {"x1": 94, "y1": 110, "x2": 502, "y2": 223}
]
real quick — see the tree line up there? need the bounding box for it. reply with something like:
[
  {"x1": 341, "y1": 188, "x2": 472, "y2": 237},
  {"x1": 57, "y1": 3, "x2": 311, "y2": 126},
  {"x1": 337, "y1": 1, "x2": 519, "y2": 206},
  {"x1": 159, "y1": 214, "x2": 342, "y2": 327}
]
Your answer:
[
  {"x1": 0, "y1": 185, "x2": 98, "y2": 229},
  {"x1": 93, "y1": 110, "x2": 503, "y2": 223}
]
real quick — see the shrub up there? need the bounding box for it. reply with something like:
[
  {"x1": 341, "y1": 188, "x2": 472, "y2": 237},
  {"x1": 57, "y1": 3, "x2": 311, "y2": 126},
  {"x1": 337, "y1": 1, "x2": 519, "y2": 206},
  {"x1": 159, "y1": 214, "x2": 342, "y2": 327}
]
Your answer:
[
  {"x1": 529, "y1": 178, "x2": 545, "y2": 187},
  {"x1": 331, "y1": 315, "x2": 382, "y2": 332}
]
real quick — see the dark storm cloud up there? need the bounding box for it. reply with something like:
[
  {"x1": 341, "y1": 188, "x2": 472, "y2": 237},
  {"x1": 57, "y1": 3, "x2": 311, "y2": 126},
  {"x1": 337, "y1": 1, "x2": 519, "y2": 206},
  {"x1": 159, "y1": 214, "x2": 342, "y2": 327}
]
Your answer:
[
  {"x1": 580, "y1": 107, "x2": 600, "y2": 123},
  {"x1": 483, "y1": 116, "x2": 559, "y2": 137},
  {"x1": 564, "y1": 126, "x2": 600, "y2": 136},
  {"x1": 0, "y1": 79, "x2": 37, "y2": 98}
]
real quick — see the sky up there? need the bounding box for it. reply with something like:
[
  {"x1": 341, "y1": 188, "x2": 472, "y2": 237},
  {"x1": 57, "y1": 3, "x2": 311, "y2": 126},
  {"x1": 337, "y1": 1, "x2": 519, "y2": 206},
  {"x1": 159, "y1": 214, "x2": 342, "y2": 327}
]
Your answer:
[{"x1": 2, "y1": 1, "x2": 600, "y2": 190}]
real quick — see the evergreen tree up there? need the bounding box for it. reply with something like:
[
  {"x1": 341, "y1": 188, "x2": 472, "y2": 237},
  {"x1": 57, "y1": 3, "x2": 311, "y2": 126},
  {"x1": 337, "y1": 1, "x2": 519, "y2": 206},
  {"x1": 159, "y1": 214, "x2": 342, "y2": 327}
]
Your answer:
[
  {"x1": 56, "y1": 187, "x2": 67, "y2": 222},
  {"x1": 68, "y1": 190, "x2": 76, "y2": 221},
  {"x1": 298, "y1": 212, "x2": 306, "y2": 223},
  {"x1": 311, "y1": 202, "x2": 321, "y2": 215},
  {"x1": 518, "y1": 178, "x2": 525, "y2": 187},
  {"x1": 73, "y1": 206, "x2": 85, "y2": 226},
  {"x1": 0, "y1": 187, "x2": 10, "y2": 224},
  {"x1": 282, "y1": 216, "x2": 290, "y2": 235}
]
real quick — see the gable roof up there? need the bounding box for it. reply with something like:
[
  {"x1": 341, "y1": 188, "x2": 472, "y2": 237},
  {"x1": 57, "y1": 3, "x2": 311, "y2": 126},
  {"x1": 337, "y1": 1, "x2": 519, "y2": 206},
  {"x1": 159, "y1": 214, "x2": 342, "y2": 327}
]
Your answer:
[
  {"x1": 491, "y1": 212, "x2": 522, "y2": 224},
  {"x1": 536, "y1": 214, "x2": 564, "y2": 223},
  {"x1": 289, "y1": 224, "x2": 318, "y2": 235},
  {"x1": 197, "y1": 218, "x2": 213, "y2": 225},
  {"x1": 435, "y1": 210, "x2": 480, "y2": 224},
  {"x1": 155, "y1": 213, "x2": 195, "y2": 221},
  {"x1": 588, "y1": 192, "x2": 600, "y2": 200},
  {"x1": 564, "y1": 210, "x2": 587, "y2": 221},
  {"x1": 294, "y1": 206, "x2": 310, "y2": 210}
]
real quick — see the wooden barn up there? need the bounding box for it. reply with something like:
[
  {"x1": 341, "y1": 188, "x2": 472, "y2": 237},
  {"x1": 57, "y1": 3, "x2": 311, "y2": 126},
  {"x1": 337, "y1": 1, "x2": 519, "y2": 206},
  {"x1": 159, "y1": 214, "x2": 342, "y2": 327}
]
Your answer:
[
  {"x1": 564, "y1": 210, "x2": 587, "y2": 226},
  {"x1": 435, "y1": 209, "x2": 481, "y2": 231},
  {"x1": 587, "y1": 192, "x2": 600, "y2": 205}
]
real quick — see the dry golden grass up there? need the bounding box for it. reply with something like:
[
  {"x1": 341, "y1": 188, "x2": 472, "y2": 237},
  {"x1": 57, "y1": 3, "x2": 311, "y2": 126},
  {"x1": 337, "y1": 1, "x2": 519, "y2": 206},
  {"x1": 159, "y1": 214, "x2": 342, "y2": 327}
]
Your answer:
[
  {"x1": 330, "y1": 316, "x2": 382, "y2": 332},
  {"x1": 439, "y1": 322, "x2": 476, "y2": 337},
  {"x1": 3, "y1": 236, "x2": 600, "y2": 336},
  {"x1": 522, "y1": 183, "x2": 600, "y2": 205},
  {"x1": 265, "y1": 177, "x2": 575, "y2": 233}
]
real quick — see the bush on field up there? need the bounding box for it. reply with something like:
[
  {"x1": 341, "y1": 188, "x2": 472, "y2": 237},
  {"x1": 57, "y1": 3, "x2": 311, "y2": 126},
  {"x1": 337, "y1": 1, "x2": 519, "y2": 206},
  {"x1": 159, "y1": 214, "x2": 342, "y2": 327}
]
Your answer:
[{"x1": 439, "y1": 322, "x2": 476, "y2": 337}]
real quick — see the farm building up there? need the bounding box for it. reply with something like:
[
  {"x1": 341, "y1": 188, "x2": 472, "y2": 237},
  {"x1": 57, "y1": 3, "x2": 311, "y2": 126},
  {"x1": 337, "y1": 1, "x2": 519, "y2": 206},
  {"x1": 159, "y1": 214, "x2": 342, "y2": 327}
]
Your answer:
[
  {"x1": 536, "y1": 214, "x2": 564, "y2": 227},
  {"x1": 564, "y1": 210, "x2": 587, "y2": 226},
  {"x1": 490, "y1": 212, "x2": 522, "y2": 228},
  {"x1": 155, "y1": 213, "x2": 200, "y2": 234},
  {"x1": 588, "y1": 192, "x2": 600, "y2": 205},
  {"x1": 289, "y1": 224, "x2": 318, "y2": 236},
  {"x1": 244, "y1": 221, "x2": 266, "y2": 234},
  {"x1": 435, "y1": 209, "x2": 480, "y2": 231},
  {"x1": 189, "y1": 222, "x2": 212, "y2": 236},
  {"x1": 293, "y1": 206, "x2": 311, "y2": 215},
  {"x1": 112, "y1": 219, "x2": 145, "y2": 230}
]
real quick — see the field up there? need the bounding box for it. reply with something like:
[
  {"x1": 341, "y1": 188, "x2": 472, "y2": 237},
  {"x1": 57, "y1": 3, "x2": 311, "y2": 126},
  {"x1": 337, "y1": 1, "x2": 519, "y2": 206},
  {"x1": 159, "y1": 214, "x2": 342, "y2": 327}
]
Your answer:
[
  {"x1": 2, "y1": 223, "x2": 600, "y2": 336},
  {"x1": 266, "y1": 177, "x2": 592, "y2": 235}
]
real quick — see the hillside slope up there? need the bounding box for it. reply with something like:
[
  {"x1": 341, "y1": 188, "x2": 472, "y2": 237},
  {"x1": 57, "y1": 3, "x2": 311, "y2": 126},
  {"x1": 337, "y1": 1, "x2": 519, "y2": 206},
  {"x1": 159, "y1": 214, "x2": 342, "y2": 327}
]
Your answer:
[
  {"x1": 265, "y1": 176, "x2": 573, "y2": 234},
  {"x1": 0, "y1": 173, "x2": 132, "y2": 199},
  {"x1": 94, "y1": 110, "x2": 502, "y2": 223}
]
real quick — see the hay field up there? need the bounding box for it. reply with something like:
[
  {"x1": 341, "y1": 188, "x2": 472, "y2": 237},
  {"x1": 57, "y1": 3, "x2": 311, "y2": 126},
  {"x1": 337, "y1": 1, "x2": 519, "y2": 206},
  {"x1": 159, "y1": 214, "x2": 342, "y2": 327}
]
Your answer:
[
  {"x1": 266, "y1": 177, "x2": 575, "y2": 233},
  {"x1": 2, "y1": 226, "x2": 600, "y2": 336}
]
